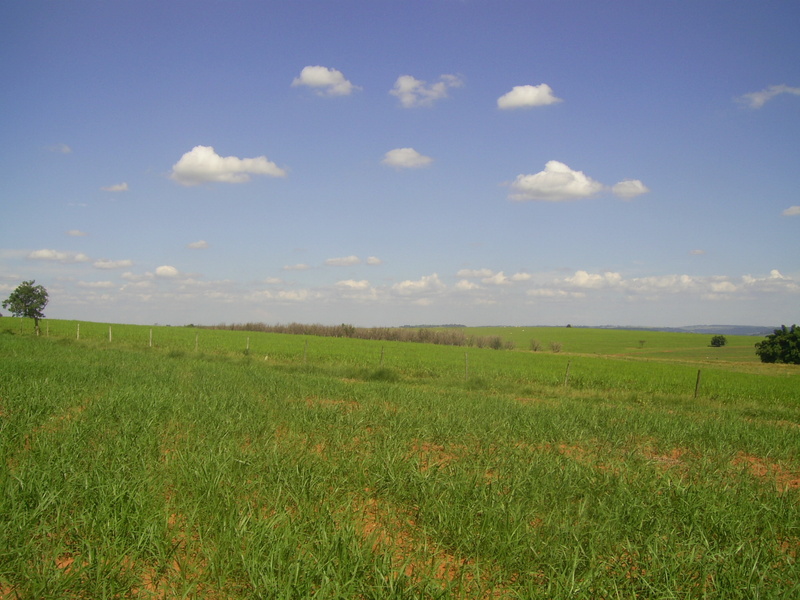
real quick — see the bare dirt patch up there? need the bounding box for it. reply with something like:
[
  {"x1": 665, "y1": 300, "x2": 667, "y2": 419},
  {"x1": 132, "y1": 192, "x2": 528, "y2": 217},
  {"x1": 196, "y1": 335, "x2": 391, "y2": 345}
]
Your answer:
[
  {"x1": 407, "y1": 440, "x2": 466, "y2": 473},
  {"x1": 732, "y1": 452, "x2": 800, "y2": 492}
]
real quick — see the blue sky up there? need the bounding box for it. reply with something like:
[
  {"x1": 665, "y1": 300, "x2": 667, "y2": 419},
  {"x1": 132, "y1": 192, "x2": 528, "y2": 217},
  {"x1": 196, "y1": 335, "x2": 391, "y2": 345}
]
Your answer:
[{"x1": 2, "y1": 0, "x2": 798, "y2": 327}]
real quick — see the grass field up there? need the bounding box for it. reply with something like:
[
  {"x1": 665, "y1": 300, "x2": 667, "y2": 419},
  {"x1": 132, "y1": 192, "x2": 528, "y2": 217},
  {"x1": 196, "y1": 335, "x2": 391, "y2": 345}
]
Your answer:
[{"x1": 1, "y1": 319, "x2": 798, "y2": 598}]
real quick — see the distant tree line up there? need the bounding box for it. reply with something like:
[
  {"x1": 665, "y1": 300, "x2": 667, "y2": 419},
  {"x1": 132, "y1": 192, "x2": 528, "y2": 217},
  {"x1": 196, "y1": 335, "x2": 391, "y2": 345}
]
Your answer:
[{"x1": 199, "y1": 322, "x2": 514, "y2": 349}]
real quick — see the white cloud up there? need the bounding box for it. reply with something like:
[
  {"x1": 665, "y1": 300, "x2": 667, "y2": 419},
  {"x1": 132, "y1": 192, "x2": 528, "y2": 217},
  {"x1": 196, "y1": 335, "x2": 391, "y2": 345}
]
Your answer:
[
  {"x1": 392, "y1": 273, "x2": 445, "y2": 295},
  {"x1": 482, "y1": 271, "x2": 510, "y2": 285},
  {"x1": 390, "y1": 74, "x2": 463, "y2": 108},
  {"x1": 283, "y1": 263, "x2": 311, "y2": 271},
  {"x1": 382, "y1": 148, "x2": 433, "y2": 169},
  {"x1": 782, "y1": 206, "x2": 800, "y2": 217},
  {"x1": 325, "y1": 255, "x2": 361, "y2": 266},
  {"x1": 264, "y1": 277, "x2": 283, "y2": 285},
  {"x1": 101, "y1": 182, "x2": 129, "y2": 192},
  {"x1": 336, "y1": 279, "x2": 370, "y2": 289},
  {"x1": 77, "y1": 280, "x2": 115, "y2": 289},
  {"x1": 510, "y1": 161, "x2": 603, "y2": 202},
  {"x1": 527, "y1": 288, "x2": 585, "y2": 299},
  {"x1": 690, "y1": 249, "x2": 706, "y2": 256},
  {"x1": 738, "y1": 84, "x2": 800, "y2": 109},
  {"x1": 292, "y1": 65, "x2": 359, "y2": 96},
  {"x1": 93, "y1": 259, "x2": 133, "y2": 269},
  {"x1": 455, "y1": 279, "x2": 482, "y2": 291},
  {"x1": 457, "y1": 268, "x2": 494, "y2": 278},
  {"x1": 710, "y1": 280, "x2": 737, "y2": 293},
  {"x1": 511, "y1": 272, "x2": 532, "y2": 282},
  {"x1": 366, "y1": 256, "x2": 383, "y2": 265},
  {"x1": 564, "y1": 270, "x2": 623, "y2": 289},
  {"x1": 155, "y1": 265, "x2": 180, "y2": 278},
  {"x1": 28, "y1": 249, "x2": 90, "y2": 263},
  {"x1": 612, "y1": 179, "x2": 650, "y2": 199},
  {"x1": 187, "y1": 240, "x2": 209, "y2": 249},
  {"x1": 497, "y1": 84, "x2": 562, "y2": 109},
  {"x1": 67, "y1": 230, "x2": 87, "y2": 237},
  {"x1": 737, "y1": 270, "x2": 799, "y2": 296},
  {"x1": 170, "y1": 145, "x2": 287, "y2": 186}
]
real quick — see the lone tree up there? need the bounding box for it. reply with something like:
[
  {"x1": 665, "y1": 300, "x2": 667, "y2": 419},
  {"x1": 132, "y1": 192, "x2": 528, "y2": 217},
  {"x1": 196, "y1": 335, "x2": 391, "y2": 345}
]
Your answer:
[
  {"x1": 754, "y1": 325, "x2": 800, "y2": 364},
  {"x1": 710, "y1": 334, "x2": 727, "y2": 347},
  {"x1": 2, "y1": 280, "x2": 49, "y2": 335}
]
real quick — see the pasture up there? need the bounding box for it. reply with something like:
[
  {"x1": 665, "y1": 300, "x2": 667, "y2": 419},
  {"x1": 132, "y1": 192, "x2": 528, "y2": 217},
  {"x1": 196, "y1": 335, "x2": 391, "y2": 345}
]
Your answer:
[{"x1": 1, "y1": 319, "x2": 798, "y2": 598}]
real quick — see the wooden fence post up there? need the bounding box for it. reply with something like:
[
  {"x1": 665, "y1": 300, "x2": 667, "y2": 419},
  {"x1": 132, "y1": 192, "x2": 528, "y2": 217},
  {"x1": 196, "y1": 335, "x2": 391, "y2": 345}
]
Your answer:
[
  {"x1": 465, "y1": 352, "x2": 469, "y2": 380},
  {"x1": 77, "y1": 323, "x2": 80, "y2": 340},
  {"x1": 563, "y1": 360, "x2": 572, "y2": 386},
  {"x1": 694, "y1": 370, "x2": 702, "y2": 398}
]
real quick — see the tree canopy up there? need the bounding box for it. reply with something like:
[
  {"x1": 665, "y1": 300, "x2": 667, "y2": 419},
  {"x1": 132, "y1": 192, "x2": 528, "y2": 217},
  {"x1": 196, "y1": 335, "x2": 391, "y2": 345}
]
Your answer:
[
  {"x1": 754, "y1": 325, "x2": 800, "y2": 364},
  {"x1": 710, "y1": 335, "x2": 727, "y2": 347},
  {"x1": 2, "y1": 280, "x2": 49, "y2": 334}
]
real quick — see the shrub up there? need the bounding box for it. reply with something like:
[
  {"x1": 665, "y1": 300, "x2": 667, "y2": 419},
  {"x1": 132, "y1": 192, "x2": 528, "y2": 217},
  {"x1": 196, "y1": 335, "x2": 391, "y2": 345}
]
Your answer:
[{"x1": 710, "y1": 335, "x2": 727, "y2": 347}]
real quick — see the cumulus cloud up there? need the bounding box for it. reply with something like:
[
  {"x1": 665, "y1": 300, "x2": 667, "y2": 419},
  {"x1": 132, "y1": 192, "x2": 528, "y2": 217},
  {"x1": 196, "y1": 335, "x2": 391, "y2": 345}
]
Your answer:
[
  {"x1": 510, "y1": 161, "x2": 603, "y2": 202},
  {"x1": 366, "y1": 256, "x2": 383, "y2": 265},
  {"x1": 782, "y1": 206, "x2": 800, "y2": 217},
  {"x1": 483, "y1": 272, "x2": 511, "y2": 285},
  {"x1": 93, "y1": 259, "x2": 133, "y2": 269},
  {"x1": 101, "y1": 182, "x2": 129, "y2": 192},
  {"x1": 292, "y1": 65, "x2": 359, "y2": 96},
  {"x1": 612, "y1": 179, "x2": 650, "y2": 199},
  {"x1": 170, "y1": 145, "x2": 287, "y2": 186},
  {"x1": 527, "y1": 288, "x2": 585, "y2": 299},
  {"x1": 392, "y1": 273, "x2": 445, "y2": 295},
  {"x1": 187, "y1": 240, "x2": 209, "y2": 249},
  {"x1": 390, "y1": 74, "x2": 463, "y2": 108},
  {"x1": 155, "y1": 265, "x2": 180, "y2": 278},
  {"x1": 67, "y1": 230, "x2": 87, "y2": 237},
  {"x1": 564, "y1": 270, "x2": 623, "y2": 289},
  {"x1": 456, "y1": 279, "x2": 482, "y2": 291},
  {"x1": 457, "y1": 268, "x2": 494, "y2": 278},
  {"x1": 336, "y1": 279, "x2": 370, "y2": 289},
  {"x1": 77, "y1": 280, "x2": 115, "y2": 289},
  {"x1": 28, "y1": 249, "x2": 90, "y2": 263},
  {"x1": 497, "y1": 84, "x2": 562, "y2": 109},
  {"x1": 738, "y1": 84, "x2": 800, "y2": 109},
  {"x1": 382, "y1": 148, "x2": 433, "y2": 169},
  {"x1": 325, "y1": 255, "x2": 361, "y2": 266},
  {"x1": 283, "y1": 263, "x2": 311, "y2": 271}
]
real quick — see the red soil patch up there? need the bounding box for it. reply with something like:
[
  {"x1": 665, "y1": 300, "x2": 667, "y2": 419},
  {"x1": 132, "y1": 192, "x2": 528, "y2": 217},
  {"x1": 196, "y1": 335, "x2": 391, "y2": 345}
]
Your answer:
[
  {"x1": 732, "y1": 452, "x2": 800, "y2": 492},
  {"x1": 350, "y1": 493, "x2": 515, "y2": 597},
  {"x1": 407, "y1": 440, "x2": 465, "y2": 472}
]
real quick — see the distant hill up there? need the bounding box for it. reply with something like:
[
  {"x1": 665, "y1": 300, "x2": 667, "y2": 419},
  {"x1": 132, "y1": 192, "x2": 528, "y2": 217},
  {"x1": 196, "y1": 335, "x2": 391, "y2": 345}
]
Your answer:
[{"x1": 589, "y1": 325, "x2": 776, "y2": 336}]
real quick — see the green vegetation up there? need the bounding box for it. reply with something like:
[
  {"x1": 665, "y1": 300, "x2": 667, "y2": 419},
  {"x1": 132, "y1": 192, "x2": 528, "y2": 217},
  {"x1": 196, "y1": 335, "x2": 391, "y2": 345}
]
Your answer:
[
  {"x1": 756, "y1": 325, "x2": 800, "y2": 365},
  {"x1": 710, "y1": 334, "x2": 727, "y2": 348},
  {"x1": 1, "y1": 318, "x2": 798, "y2": 598}
]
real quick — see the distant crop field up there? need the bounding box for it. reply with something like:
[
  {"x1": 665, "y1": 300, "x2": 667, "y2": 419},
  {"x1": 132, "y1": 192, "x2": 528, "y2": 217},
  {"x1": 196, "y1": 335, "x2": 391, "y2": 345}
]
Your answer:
[{"x1": 1, "y1": 319, "x2": 798, "y2": 598}]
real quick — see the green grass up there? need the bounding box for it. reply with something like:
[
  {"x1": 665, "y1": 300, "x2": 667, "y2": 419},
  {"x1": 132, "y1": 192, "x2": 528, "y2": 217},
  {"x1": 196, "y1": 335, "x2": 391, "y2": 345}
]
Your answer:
[{"x1": 1, "y1": 319, "x2": 799, "y2": 598}]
